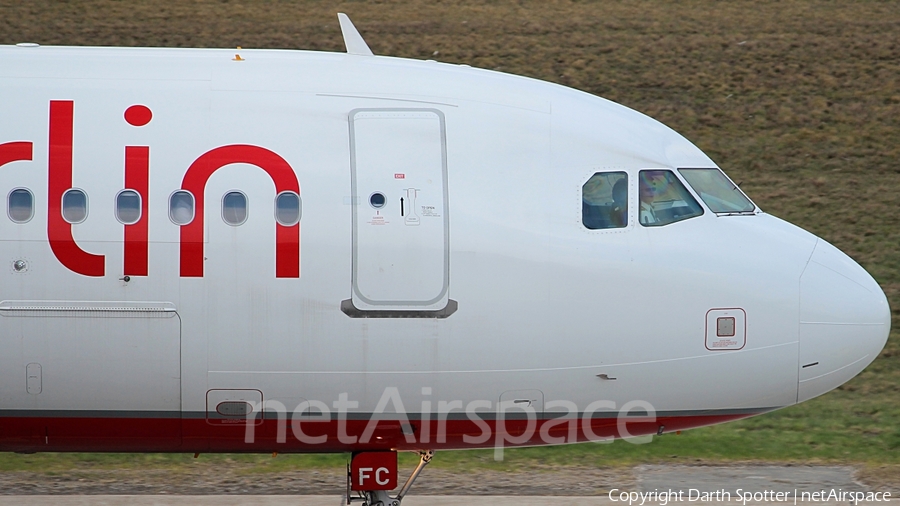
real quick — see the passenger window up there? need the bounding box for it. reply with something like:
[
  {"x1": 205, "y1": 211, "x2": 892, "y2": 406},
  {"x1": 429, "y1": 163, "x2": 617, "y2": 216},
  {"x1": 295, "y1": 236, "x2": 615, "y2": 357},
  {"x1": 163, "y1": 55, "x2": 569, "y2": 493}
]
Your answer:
[
  {"x1": 638, "y1": 170, "x2": 703, "y2": 227},
  {"x1": 678, "y1": 168, "x2": 755, "y2": 214},
  {"x1": 222, "y1": 191, "x2": 248, "y2": 226},
  {"x1": 8, "y1": 188, "x2": 34, "y2": 223},
  {"x1": 62, "y1": 189, "x2": 88, "y2": 224},
  {"x1": 169, "y1": 191, "x2": 194, "y2": 225},
  {"x1": 116, "y1": 190, "x2": 141, "y2": 225},
  {"x1": 275, "y1": 191, "x2": 301, "y2": 226},
  {"x1": 582, "y1": 172, "x2": 628, "y2": 230}
]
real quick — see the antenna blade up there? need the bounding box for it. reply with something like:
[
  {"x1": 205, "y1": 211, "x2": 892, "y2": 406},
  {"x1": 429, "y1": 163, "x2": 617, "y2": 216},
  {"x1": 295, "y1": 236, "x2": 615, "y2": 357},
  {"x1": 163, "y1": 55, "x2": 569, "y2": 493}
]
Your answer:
[{"x1": 337, "y1": 13, "x2": 374, "y2": 56}]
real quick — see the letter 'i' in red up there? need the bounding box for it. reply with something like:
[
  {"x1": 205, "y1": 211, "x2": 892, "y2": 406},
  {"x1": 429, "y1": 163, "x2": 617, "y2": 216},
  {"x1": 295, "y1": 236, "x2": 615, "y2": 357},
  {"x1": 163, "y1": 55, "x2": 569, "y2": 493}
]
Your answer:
[{"x1": 123, "y1": 105, "x2": 152, "y2": 276}]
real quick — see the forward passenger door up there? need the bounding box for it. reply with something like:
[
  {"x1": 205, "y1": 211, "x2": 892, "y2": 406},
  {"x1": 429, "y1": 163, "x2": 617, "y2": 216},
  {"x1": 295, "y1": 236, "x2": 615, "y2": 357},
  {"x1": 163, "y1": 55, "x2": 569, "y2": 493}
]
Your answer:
[{"x1": 346, "y1": 108, "x2": 452, "y2": 315}]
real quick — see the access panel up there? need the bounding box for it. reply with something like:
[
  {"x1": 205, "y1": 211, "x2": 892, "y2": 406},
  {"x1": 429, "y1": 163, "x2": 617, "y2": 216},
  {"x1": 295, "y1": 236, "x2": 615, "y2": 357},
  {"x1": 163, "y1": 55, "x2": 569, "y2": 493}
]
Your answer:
[
  {"x1": 347, "y1": 109, "x2": 452, "y2": 314},
  {"x1": 0, "y1": 301, "x2": 182, "y2": 448}
]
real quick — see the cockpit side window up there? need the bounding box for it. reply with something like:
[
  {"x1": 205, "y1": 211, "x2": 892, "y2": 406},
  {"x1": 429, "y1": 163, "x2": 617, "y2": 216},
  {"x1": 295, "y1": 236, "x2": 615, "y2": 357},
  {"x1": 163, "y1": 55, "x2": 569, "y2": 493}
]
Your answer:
[
  {"x1": 678, "y1": 168, "x2": 756, "y2": 214},
  {"x1": 638, "y1": 170, "x2": 703, "y2": 227},
  {"x1": 582, "y1": 172, "x2": 628, "y2": 230}
]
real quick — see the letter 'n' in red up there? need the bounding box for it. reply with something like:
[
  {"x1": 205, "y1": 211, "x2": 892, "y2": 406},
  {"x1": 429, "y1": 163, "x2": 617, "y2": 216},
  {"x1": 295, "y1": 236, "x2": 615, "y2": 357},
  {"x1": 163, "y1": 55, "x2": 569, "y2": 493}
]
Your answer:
[
  {"x1": 180, "y1": 145, "x2": 300, "y2": 278},
  {"x1": 48, "y1": 100, "x2": 105, "y2": 277}
]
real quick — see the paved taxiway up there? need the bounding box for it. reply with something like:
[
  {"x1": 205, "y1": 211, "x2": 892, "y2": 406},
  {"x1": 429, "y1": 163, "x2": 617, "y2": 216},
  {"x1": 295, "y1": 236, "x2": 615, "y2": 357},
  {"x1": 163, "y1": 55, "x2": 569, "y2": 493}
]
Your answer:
[{"x1": 0, "y1": 497, "x2": 885, "y2": 506}]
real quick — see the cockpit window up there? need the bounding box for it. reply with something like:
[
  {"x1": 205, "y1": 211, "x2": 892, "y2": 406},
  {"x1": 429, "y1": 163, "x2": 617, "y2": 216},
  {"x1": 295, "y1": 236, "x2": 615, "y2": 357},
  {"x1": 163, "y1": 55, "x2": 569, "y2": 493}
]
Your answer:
[
  {"x1": 638, "y1": 170, "x2": 703, "y2": 227},
  {"x1": 582, "y1": 172, "x2": 628, "y2": 230},
  {"x1": 678, "y1": 168, "x2": 756, "y2": 214}
]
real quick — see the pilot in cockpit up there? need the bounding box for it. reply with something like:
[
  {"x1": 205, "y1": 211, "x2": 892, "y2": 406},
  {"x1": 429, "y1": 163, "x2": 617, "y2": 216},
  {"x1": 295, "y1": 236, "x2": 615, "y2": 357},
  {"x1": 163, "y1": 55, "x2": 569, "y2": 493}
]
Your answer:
[
  {"x1": 582, "y1": 172, "x2": 628, "y2": 230},
  {"x1": 639, "y1": 170, "x2": 667, "y2": 225}
]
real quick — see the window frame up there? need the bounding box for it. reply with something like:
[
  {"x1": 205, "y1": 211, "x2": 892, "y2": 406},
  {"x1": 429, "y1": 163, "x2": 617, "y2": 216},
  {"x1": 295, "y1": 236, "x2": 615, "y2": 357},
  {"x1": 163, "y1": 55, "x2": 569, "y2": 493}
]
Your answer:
[
  {"x1": 678, "y1": 167, "x2": 758, "y2": 215},
  {"x1": 274, "y1": 191, "x2": 302, "y2": 226},
  {"x1": 61, "y1": 188, "x2": 89, "y2": 224},
  {"x1": 221, "y1": 190, "x2": 249, "y2": 227},
  {"x1": 637, "y1": 169, "x2": 704, "y2": 228},
  {"x1": 7, "y1": 187, "x2": 34, "y2": 224},
  {"x1": 580, "y1": 171, "x2": 630, "y2": 231},
  {"x1": 115, "y1": 189, "x2": 142, "y2": 225},
  {"x1": 168, "y1": 190, "x2": 195, "y2": 226}
]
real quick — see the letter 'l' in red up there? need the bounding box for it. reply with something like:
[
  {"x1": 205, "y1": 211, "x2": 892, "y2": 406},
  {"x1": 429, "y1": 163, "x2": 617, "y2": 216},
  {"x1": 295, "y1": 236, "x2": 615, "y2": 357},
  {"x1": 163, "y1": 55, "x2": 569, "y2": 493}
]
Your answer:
[{"x1": 48, "y1": 100, "x2": 105, "y2": 277}]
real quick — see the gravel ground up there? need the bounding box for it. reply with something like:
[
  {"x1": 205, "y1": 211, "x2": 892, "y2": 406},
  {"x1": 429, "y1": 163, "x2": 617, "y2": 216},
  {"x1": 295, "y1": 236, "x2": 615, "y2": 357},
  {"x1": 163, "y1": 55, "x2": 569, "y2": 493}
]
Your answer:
[
  {"x1": 0, "y1": 464, "x2": 896, "y2": 496},
  {"x1": 0, "y1": 467, "x2": 634, "y2": 496}
]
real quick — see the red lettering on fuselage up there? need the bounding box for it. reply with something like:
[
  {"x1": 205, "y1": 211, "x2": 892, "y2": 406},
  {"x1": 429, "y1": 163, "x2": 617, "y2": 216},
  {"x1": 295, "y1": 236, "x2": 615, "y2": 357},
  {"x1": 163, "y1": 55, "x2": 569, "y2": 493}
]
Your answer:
[
  {"x1": 180, "y1": 145, "x2": 301, "y2": 278},
  {"x1": 0, "y1": 141, "x2": 32, "y2": 167},
  {"x1": 2, "y1": 101, "x2": 301, "y2": 279},
  {"x1": 48, "y1": 100, "x2": 105, "y2": 277},
  {"x1": 124, "y1": 145, "x2": 150, "y2": 276}
]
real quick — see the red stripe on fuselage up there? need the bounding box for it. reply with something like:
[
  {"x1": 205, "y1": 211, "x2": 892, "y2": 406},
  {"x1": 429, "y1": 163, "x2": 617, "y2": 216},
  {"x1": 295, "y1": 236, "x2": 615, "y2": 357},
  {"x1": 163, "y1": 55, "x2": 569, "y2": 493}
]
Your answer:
[{"x1": 0, "y1": 413, "x2": 754, "y2": 453}]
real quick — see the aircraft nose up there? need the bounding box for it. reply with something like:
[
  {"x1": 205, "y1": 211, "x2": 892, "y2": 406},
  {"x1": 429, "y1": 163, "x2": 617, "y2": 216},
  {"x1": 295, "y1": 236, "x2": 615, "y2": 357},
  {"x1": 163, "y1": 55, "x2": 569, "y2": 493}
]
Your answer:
[{"x1": 797, "y1": 239, "x2": 891, "y2": 402}]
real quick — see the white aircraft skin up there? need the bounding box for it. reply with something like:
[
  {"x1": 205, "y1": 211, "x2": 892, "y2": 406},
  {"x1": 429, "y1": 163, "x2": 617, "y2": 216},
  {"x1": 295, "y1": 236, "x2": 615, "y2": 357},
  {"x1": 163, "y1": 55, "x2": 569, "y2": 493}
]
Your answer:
[{"x1": 0, "y1": 19, "x2": 891, "y2": 486}]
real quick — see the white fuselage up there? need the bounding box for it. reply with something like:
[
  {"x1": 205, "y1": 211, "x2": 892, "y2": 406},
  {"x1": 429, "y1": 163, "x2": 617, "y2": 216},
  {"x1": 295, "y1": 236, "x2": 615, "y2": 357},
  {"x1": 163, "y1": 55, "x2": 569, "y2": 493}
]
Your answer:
[{"x1": 0, "y1": 45, "x2": 890, "y2": 452}]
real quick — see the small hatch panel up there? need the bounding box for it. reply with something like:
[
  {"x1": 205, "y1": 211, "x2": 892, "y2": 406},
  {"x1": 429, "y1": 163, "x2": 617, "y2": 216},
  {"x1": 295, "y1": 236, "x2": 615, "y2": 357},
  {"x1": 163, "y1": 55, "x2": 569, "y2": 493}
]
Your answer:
[{"x1": 706, "y1": 308, "x2": 746, "y2": 350}]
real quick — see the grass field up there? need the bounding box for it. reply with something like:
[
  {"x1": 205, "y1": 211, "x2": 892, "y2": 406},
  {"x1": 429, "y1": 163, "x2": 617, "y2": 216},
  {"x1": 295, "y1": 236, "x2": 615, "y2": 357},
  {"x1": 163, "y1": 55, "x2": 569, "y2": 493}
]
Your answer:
[{"x1": 0, "y1": 0, "x2": 897, "y2": 475}]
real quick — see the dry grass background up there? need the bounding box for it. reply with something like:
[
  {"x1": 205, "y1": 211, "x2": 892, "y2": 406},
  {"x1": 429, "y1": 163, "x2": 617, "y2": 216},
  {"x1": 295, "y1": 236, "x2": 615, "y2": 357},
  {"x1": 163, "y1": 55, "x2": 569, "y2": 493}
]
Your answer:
[{"x1": 1, "y1": 0, "x2": 898, "y2": 477}]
